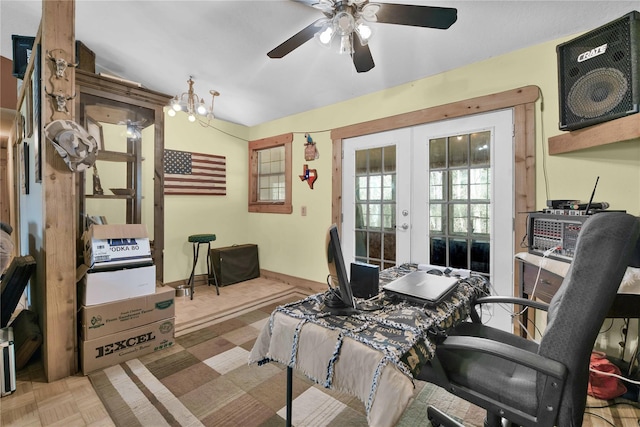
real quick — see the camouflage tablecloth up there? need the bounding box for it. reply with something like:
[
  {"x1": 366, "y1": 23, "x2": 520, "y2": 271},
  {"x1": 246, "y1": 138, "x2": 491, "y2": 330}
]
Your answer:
[{"x1": 250, "y1": 263, "x2": 490, "y2": 426}]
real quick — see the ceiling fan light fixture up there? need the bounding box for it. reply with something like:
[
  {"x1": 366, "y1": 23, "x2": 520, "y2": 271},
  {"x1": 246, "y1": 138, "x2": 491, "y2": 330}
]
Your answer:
[
  {"x1": 360, "y1": 3, "x2": 380, "y2": 22},
  {"x1": 334, "y1": 10, "x2": 355, "y2": 35},
  {"x1": 355, "y1": 20, "x2": 373, "y2": 45},
  {"x1": 315, "y1": 21, "x2": 335, "y2": 47},
  {"x1": 338, "y1": 33, "x2": 354, "y2": 55}
]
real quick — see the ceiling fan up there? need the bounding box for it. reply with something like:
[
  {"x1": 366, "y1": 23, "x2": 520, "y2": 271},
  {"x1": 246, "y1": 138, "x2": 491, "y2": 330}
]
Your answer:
[{"x1": 268, "y1": 0, "x2": 457, "y2": 73}]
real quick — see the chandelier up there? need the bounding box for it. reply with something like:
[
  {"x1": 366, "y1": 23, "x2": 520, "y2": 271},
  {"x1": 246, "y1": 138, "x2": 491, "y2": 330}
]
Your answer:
[
  {"x1": 167, "y1": 76, "x2": 219, "y2": 124},
  {"x1": 315, "y1": 1, "x2": 377, "y2": 55}
]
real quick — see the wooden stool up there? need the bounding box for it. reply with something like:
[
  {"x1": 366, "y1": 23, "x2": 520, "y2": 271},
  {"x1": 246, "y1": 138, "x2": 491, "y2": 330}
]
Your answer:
[{"x1": 187, "y1": 234, "x2": 219, "y2": 300}]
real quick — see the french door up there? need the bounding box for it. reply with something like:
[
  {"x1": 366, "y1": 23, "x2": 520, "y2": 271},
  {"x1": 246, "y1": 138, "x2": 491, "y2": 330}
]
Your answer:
[{"x1": 342, "y1": 109, "x2": 515, "y2": 330}]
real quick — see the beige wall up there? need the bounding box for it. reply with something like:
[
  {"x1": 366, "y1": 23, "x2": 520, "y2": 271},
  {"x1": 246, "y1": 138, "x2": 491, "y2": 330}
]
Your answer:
[
  {"x1": 162, "y1": 34, "x2": 640, "y2": 287},
  {"x1": 162, "y1": 114, "x2": 250, "y2": 284}
]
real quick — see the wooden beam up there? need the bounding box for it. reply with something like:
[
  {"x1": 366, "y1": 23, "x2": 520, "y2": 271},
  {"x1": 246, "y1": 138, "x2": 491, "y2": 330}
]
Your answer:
[
  {"x1": 331, "y1": 85, "x2": 540, "y2": 140},
  {"x1": 41, "y1": 0, "x2": 77, "y2": 381}
]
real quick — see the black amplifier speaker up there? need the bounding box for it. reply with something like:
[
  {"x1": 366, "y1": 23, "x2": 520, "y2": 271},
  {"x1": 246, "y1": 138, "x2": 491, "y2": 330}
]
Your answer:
[
  {"x1": 350, "y1": 262, "x2": 379, "y2": 299},
  {"x1": 527, "y1": 213, "x2": 589, "y2": 262},
  {"x1": 557, "y1": 11, "x2": 639, "y2": 131}
]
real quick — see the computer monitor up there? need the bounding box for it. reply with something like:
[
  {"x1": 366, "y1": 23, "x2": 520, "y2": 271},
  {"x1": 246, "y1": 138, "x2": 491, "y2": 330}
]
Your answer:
[{"x1": 325, "y1": 224, "x2": 357, "y2": 315}]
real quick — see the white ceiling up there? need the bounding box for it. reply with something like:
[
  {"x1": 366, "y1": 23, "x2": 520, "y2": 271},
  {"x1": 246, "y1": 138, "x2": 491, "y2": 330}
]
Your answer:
[{"x1": 1, "y1": 1, "x2": 638, "y2": 127}]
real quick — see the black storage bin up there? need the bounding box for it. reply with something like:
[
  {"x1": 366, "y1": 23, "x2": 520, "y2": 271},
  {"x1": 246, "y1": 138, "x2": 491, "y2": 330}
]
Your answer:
[{"x1": 210, "y1": 244, "x2": 259, "y2": 286}]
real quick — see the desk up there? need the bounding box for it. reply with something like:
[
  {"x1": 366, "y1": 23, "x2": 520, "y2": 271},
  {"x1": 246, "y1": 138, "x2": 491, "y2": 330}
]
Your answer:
[
  {"x1": 516, "y1": 252, "x2": 640, "y2": 372},
  {"x1": 249, "y1": 264, "x2": 489, "y2": 426},
  {"x1": 516, "y1": 252, "x2": 640, "y2": 326}
]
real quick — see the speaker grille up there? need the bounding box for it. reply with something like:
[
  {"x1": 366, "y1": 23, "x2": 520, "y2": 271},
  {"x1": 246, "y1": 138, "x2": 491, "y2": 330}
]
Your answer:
[
  {"x1": 567, "y1": 68, "x2": 628, "y2": 118},
  {"x1": 558, "y1": 11, "x2": 639, "y2": 131}
]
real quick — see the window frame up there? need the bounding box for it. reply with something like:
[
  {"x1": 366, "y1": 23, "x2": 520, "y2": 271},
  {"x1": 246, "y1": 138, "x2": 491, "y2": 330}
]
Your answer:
[{"x1": 248, "y1": 133, "x2": 293, "y2": 214}]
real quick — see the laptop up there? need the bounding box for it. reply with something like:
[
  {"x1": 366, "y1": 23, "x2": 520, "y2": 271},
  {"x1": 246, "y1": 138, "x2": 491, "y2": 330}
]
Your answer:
[{"x1": 382, "y1": 270, "x2": 459, "y2": 305}]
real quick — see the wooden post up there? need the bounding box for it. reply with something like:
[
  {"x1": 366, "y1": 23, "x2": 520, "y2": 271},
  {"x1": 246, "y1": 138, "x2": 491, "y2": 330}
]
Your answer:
[{"x1": 40, "y1": 0, "x2": 77, "y2": 380}]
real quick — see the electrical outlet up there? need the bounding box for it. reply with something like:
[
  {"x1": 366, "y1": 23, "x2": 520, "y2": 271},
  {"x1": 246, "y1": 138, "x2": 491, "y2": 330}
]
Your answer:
[{"x1": 301, "y1": 206, "x2": 307, "y2": 216}]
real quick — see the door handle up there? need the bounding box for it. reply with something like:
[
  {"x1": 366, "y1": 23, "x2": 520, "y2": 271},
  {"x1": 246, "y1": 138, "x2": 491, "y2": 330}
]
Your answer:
[{"x1": 397, "y1": 223, "x2": 409, "y2": 230}]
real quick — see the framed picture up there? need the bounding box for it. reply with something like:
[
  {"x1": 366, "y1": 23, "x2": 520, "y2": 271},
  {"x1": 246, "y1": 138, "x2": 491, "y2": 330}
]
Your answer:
[
  {"x1": 33, "y1": 44, "x2": 42, "y2": 182},
  {"x1": 86, "y1": 116, "x2": 104, "y2": 151},
  {"x1": 21, "y1": 141, "x2": 29, "y2": 195},
  {"x1": 25, "y1": 79, "x2": 33, "y2": 138}
]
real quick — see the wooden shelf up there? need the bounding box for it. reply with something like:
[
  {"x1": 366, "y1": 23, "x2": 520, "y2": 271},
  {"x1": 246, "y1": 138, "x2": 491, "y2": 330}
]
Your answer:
[
  {"x1": 96, "y1": 150, "x2": 135, "y2": 162},
  {"x1": 548, "y1": 113, "x2": 640, "y2": 155},
  {"x1": 86, "y1": 194, "x2": 133, "y2": 199}
]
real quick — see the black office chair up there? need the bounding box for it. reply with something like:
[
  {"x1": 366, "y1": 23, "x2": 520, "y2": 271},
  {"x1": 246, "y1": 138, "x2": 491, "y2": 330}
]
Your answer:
[{"x1": 417, "y1": 212, "x2": 640, "y2": 427}]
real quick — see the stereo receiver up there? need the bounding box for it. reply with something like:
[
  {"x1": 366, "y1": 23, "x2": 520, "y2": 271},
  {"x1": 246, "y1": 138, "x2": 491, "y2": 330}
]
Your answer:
[{"x1": 527, "y1": 213, "x2": 589, "y2": 262}]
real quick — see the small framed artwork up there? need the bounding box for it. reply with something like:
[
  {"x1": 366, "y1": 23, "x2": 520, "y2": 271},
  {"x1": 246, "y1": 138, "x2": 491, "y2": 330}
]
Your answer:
[
  {"x1": 25, "y1": 80, "x2": 33, "y2": 138},
  {"x1": 21, "y1": 141, "x2": 29, "y2": 195},
  {"x1": 86, "y1": 116, "x2": 104, "y2": 151}
]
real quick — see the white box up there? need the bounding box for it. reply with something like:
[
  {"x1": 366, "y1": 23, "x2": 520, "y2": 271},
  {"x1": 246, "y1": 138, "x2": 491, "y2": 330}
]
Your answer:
[
  {"x1": 84, "y1": 224, "x2": 152, "y2": 270},
  {"x1": 80, "y1": 265, "x2": 156, "y2": 306}
]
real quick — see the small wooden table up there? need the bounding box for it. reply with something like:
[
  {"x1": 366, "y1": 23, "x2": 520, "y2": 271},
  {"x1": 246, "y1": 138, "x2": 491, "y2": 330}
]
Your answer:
[{"x1": 515, "y1": 252, "x2": 640, "y2": 372}]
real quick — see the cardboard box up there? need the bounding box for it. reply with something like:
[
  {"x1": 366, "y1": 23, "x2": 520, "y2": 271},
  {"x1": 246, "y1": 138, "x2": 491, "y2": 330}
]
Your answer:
[
  {"x1": 80, "y1": 286, "x2": 175, "y2": 340},
  {"x1": 84, "y1": 224, "x2": 152, "y2": 270},
  {"x1": 80, "y1": 265, "x2": 156, "y2": 306},
  {"x1": 81, "y1": 318, "x2": 175, "y2": 374}
]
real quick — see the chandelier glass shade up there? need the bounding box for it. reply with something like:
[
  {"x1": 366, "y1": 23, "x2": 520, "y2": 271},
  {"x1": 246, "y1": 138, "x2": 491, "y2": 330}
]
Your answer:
[{"x1": 167, "y1": 76, "x2": 219, "y2": 124}]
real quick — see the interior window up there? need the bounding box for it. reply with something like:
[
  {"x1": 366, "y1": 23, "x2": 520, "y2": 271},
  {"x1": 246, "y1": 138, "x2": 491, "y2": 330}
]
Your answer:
[{"x1": 248, "y1": 133, "x2": 292, "y2": 213}]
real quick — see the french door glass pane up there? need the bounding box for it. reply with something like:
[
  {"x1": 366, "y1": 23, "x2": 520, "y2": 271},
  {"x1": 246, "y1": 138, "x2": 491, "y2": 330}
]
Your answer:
[
  {"x1": 449, "y1": 135, "x2": 468, "y2": 167},
  {"x1": 429, "y1": 171, "x2": 444, "y2": 200},
  {"x1": 449, "y1": 238, "x2": 468, "y2": 269},
  {"x1": 471, "y1": 240, "x2": 490, "y2": 273},
  {"x1": 470, "y1": 131, "x2": 491, "y2": 166},
  {"x1": 450, "y1": 170, "x2": 468, "y2": 200},
  {"x1": 429, "y1": 203, "x2": 444, "y2": 233},
  {"x1": 429, "y1": 131, "x2": 491, "y2": 273},
  {"x1": 354, "y1": 145, "x2": 397, "y2": 267},
  {"x1": 429, "y1": 137, "x2": 446, "y2": 169},
  {"x1": 369, "y1": 148, "x2": 382, "y2": 173}
]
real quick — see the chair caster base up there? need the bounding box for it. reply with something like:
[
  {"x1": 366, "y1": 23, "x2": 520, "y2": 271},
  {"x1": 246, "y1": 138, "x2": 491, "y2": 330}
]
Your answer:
[{"x1": 427, "y1": 406, "x2": 464, "y2": 427}]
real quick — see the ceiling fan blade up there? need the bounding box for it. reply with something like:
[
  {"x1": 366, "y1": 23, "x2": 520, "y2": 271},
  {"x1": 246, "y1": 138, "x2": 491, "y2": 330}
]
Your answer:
[
  {"x1": 373, "y1": 3, "x2": 457, "y2": 29},
  {"x1": 352, "y1": 41, "x2": 375, "y2": 73},
  {"x1": 268, "y1": 20, "x2": 322, "y2": 58}
]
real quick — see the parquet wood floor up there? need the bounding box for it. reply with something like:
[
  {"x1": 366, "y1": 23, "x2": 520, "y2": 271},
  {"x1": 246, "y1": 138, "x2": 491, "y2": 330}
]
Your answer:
[{"x1": 0, "y1": 277, "x2": 300, "y2": 427}]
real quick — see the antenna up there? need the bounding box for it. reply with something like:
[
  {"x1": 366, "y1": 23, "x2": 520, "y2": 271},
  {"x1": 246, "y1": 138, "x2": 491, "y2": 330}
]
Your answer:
[{"x1": 584, "y1": 176, "x2": 599, "y2": 214}]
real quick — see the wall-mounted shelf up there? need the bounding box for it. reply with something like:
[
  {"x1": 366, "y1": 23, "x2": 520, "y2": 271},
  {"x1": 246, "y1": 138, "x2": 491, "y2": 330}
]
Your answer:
[
  {"x1": 86, "y1": 194, "x2": 135, "y2": 200},
  {"x1": 96, "y1": 150, "x2": 136, "y2": 162},
  {"x1": 548, "y1": 113, "x2": 640, "y2": 155}
]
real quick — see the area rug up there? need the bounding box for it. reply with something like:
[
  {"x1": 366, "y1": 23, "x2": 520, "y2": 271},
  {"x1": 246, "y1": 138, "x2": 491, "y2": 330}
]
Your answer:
[{"x1": 88, "y1": 292, "x2": 487, "y2": 427}]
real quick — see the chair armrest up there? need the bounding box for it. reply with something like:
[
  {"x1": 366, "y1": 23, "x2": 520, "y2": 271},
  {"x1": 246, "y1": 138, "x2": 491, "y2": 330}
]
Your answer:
[
  {"x1": 474, "y1": 296, "x2": 550, "y2": 312},
  {"x1": 437, "y1": 335, "x2": 567, "y2": 380},
  {"x1": 469, "y1": 296, "x2": 549, "y2": 323}
]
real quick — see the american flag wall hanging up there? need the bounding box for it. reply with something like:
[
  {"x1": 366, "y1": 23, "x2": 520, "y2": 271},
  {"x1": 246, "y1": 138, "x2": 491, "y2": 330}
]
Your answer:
[{"x1": 163, "y1": 149, "x2": 226, "y2": 196}]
